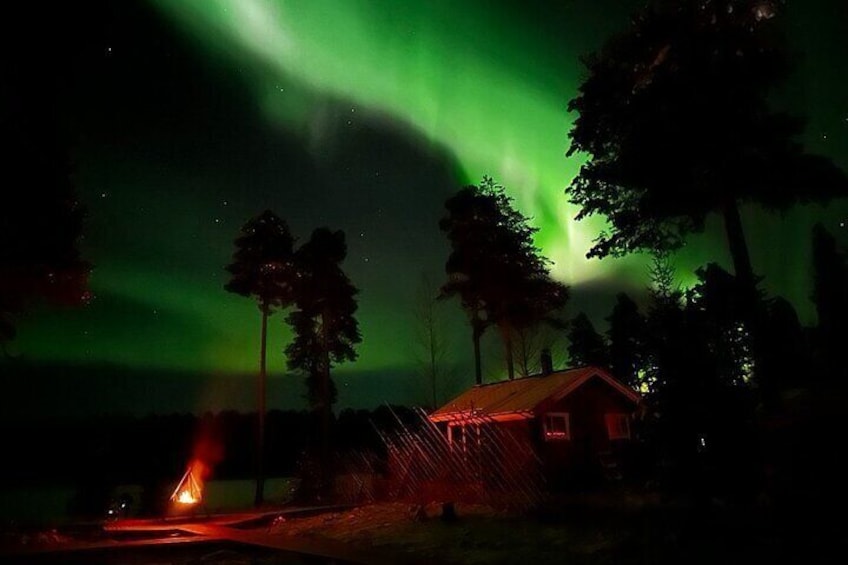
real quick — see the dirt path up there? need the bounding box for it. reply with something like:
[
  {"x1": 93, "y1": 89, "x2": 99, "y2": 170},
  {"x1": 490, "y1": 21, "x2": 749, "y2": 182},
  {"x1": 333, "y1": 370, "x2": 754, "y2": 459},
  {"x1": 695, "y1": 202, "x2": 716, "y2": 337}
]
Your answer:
[{"x1": 2, "y1": 506, "x2": 422, "y2": 565}]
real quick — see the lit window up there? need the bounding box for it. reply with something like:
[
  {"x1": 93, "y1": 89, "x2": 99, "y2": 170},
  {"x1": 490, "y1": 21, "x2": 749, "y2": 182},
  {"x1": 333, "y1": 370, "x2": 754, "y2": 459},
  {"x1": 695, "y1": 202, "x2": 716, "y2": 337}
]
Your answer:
[
  {"x1": 605, "y1": 413, "x2": 631, "y2": 440},
  {"x1": 543, "y1": 412, "x2": 570, "y2": 440},
  {"x1": 448, "y1": 424, "x2": 468, "y2": 452}
]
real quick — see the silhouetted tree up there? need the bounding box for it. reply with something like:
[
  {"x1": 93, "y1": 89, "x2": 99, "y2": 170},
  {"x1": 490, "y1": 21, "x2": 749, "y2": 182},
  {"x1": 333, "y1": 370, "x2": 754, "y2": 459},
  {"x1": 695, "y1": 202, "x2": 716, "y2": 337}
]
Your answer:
[
  {"x1": 567, "y1": 312, "x2": 608, "y2": 368},
  {"x1": 567, "y1": 0, "x2": 848, "y2": 295},
  {"x1": 642, "y1": 263, "x2": 762, "y2": 498},
  {"x1": 1, "y1": 109, "x2": 89, "y2": 356},
  {"x1": 225, "y1": 210, "x2": 297, "y2": 506},
  {"x1": 286, "y1": 228, "x2": 361, "y2": 473},
  {"x1": 811, "y1": 223, "x2": 848, "y2": 382},
  {"x1": 508, "y1": 276, "x2": 569, "y2": 377},
  {"x1": 759, "y1": 296, "x2": 809, "y2": 388},
  {"x1": 439, "y1": 185, "x2": 491, "y2": 384},
  {"x1": 515, "y1": 310, "x2": 567, "y2": 377},
  {"x1": 640, "y1": 255, "x2": 700, "y2": 489},
  {"x1": 648, "y1": 251, "x2": 677, "y2": 302},
  {"x1": 642, "y1": 257, "x2": 750, "y2": 410},
  {"x1": 441, "y1": 176, "x2": 567, "y2": 381},
  {"x1": 412, "y1": 273, "x2": 451, "y2": 409},
  {"x1": 569, "y1": 1, "x2": 848, "y2": 409},
  {"x1": 515, "y1": 326, "x2": 547, "y2": 378},
  {"x1": 640, "y1": 252, "x2": 682, "y2": 397},
  {"x1": 606, "y1": 293, "x2": 646, "y2": 389},
  {"x1": 688, "y1": 264, "x2": 756, "y2": 387}
]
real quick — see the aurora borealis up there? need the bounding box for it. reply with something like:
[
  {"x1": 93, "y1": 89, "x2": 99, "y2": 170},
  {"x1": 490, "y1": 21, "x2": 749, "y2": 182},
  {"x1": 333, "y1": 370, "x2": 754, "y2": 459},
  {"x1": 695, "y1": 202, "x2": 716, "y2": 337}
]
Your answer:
[{"x1": 5, "y1": 0, "x2": 847, "y2": 416}]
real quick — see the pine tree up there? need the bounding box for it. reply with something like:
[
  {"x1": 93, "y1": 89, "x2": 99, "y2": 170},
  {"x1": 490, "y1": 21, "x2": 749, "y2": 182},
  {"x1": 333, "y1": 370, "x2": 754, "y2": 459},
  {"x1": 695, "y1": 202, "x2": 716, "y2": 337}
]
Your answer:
[
  {"x1": 225, "y1": 210, "x2": 296, "y2": 506},
  {"x1": 440, "y1": 176, "x2": 567, "y2": 381},
  {"x1": 567, "y1": 312, "x2": 608, "y2": 368},
  {"x1": 606, "y1": 293, "x2": 646, "y2": 389},
  {"x1": 285, "y1": 228, "x2": 361, "y2": 474}
]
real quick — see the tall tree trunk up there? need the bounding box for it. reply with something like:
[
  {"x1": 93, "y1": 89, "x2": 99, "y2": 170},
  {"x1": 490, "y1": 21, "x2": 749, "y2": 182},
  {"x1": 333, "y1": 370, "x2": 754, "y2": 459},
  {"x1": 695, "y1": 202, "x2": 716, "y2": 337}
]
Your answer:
[
  {"x1": 720, "y1": 198, "x2": 755, "y2": 296},
  {"x1": 501, "y1": 323, "x2": 515, "y2": 380},
  {"x1": 254, "y1": 304, "x2": 268, "y2": 507},
  {"x1": 472, "y1": 320, "x2": 483, "y2": 385},
  {"x1": 721, "y1": 198, "x2": 774, "y2": 408},
  {"x1": 320, "y1": 308, "x2": 331, "y2": 485}
]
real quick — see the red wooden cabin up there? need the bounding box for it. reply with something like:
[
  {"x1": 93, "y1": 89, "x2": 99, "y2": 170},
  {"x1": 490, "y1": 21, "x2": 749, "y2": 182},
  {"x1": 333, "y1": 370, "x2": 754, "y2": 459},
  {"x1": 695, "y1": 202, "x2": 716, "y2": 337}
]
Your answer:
[{"x1": 430, "y1": 366, "x2": 641, "y2": 485}]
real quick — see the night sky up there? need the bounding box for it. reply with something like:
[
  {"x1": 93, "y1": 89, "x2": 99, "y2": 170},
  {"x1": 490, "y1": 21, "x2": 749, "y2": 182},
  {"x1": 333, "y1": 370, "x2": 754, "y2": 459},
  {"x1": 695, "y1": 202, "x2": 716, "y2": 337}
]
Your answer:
[{"x1": 4, "y1": 0, "x2": 847, "y2": 417}]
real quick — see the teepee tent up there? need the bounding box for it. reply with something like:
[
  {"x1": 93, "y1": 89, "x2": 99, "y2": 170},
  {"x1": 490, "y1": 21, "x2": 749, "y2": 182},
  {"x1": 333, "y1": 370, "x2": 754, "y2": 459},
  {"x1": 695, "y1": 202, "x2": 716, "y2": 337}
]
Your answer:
[{"x1": 170, "y1": 463, "x2": 202, "y2": 505}]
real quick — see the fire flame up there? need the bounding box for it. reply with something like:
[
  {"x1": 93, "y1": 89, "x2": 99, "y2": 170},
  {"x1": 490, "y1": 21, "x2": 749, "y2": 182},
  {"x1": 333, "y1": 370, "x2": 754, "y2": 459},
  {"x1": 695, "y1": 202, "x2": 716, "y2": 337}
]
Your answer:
[
  {"x1": 170, "y1": 460, "x2": 203, "y2": 506},
  {"x1": 176, "y1": 490, "x2": 198, "y2": 504}
]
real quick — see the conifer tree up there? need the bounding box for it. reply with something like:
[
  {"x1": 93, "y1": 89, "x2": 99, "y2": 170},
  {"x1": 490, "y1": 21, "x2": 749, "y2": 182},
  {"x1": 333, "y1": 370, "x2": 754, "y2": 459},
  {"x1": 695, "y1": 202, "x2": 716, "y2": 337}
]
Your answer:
[
  {"x1": 225, "y1": 210, "x2": 296, "y2": 506},
  {"x1": 606, "y1": 293, "x2": 646, "y2": 388},
  {"x1": 567, "y1": 312, "x2": 608, "y2": 368},
  {"x1": 441, "y1": 176, "x2": 567, "y2": 381},
  {"x1": 285, "y1": 228, "x2": 361, "y2": 471}
]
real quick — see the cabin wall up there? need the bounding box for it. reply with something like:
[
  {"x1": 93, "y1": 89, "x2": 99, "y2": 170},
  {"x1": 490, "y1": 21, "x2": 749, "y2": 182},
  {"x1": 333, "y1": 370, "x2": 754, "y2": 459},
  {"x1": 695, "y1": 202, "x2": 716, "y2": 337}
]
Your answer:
[
  {"x1": 434, "y1": 418, "x2": 542, "y2": 502},
  {"x1": 535, "y1": 378, "x2": 637, "y2": 486}
]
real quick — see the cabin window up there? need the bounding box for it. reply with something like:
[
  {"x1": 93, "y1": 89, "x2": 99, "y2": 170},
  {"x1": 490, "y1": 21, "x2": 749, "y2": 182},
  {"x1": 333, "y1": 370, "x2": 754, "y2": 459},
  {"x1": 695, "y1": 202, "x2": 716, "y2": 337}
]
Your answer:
[
  {"x1": 448, "y1": 423, "x2": 479, "y2": 452},
  {"x1": 605, "y1": 413, "x2": 631, "y2": 440},
  {"x1": 543, "y1": 412, "x2": 570, "y2": 440},
  {"x1": 448, "y1": 424, "x2": 464, "y2": 451}
]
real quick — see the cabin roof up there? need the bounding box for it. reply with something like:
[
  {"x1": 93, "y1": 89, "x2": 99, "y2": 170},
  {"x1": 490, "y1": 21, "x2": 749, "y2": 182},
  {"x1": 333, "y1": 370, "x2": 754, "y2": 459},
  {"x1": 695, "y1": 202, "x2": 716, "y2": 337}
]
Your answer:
[{"x1": 429, "y1": 366, "x2": 640, "y2": 423}]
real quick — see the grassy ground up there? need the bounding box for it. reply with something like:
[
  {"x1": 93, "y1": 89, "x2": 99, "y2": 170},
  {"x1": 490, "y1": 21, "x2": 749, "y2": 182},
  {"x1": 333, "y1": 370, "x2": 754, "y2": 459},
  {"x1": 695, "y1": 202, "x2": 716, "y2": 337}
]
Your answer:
[
  {"x1": 2, "y1": 491, "x2": 832, "y2": 564},
  {"x1": 267, "y1": 494, "x2": 830, "y2": 565}
]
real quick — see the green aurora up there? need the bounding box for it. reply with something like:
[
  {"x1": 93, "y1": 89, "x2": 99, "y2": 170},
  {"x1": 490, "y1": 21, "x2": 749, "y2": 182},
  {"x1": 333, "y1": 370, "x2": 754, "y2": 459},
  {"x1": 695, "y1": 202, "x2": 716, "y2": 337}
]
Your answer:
[{"x1": 10, "y1": 0, "x2": 848, "y2": 412}]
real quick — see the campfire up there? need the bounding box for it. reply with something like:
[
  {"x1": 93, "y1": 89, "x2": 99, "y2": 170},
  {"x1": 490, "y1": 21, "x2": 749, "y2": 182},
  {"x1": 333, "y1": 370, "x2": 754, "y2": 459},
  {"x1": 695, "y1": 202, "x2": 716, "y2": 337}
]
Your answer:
[
  {"x1": 170, "y1": 460, "x2": 203, "y2": 506},
  {"x1": 176, "y1": 488, "x2": 198, "y2": 505},
  {"x1": 169, "y1": 424, "x2": 223, "y2": 509}
]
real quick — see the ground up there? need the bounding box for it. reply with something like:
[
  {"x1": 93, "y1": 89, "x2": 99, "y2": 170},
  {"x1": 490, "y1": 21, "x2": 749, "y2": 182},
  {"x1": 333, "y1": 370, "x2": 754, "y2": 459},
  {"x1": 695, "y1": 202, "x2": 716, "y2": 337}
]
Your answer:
[
  {"x1": 266, "y1": 496, "x2": 791, "y2": 565},
  {"x1": 1, "y1": 494, "x2": 833, "y2": 564},
  {"x1": 270, "y1": 502, "x2": 614, "y2": 564}
]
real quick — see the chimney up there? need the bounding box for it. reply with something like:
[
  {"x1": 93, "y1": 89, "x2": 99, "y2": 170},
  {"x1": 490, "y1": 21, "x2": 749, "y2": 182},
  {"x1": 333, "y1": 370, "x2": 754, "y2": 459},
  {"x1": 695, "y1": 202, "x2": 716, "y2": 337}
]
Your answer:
[{"x1": 540, "y1": 348, "x2": 553, "y2": 375}]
